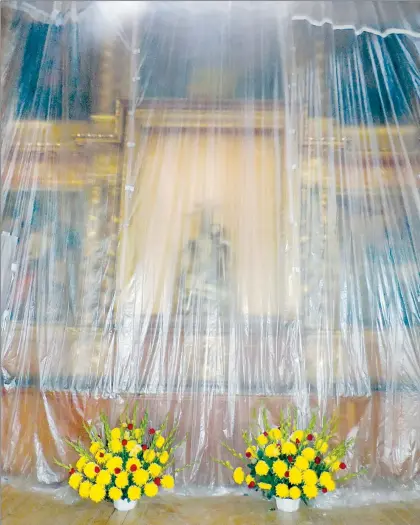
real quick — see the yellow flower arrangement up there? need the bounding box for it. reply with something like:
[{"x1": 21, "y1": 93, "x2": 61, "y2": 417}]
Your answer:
[
  {"x1": 133, "y1": 469, "x2": 150, "y2": 486},
  {"x1": 108, "y1": 487, "x2": 122, "y2": 501},
  {"x1": 69, "y1": 472, "x2": 83, "y2": 490},
  {"x1": 126, "y1": 458, "x2": 141, "y2": 473},
  {"x1": 290, "y1": 486, "x2": 301, "y2": 500},
  {"x1": 276, "y1": 483, "x2": 289, "y2": 498},
  {"x1": 273, "y1": 460, "x2": 288, "y2": 478},
  {"x1": 288, "y1": 467, "x2": 302, "y2": 485},
  {"x1": 265, "y1": 444, "x2": 280, "y2": 458},
  {"x1": 161, "y1": 475, "x2": 175, "y2": 489},
  {"x1": 126, "y1": 440, "x2": 138, "y2": 452},
  {"x1": 295, "y1": 456, "x2": 309, "y2": 471},
  {"x1": 89, "y1": 442, "x2": 101, "y2": 455},
  {"x1": 319, "y1": 472, "x2": 333, "y2": 487},
  {"x1": 332, "y1": 460, "x2": 341, "y2": 472},
  {"x1": 155, "y1": 435, "x2": 165, "y2": 449},
  {"x1": 325, "y1": 479, "x2": 336, "y2": 492},
  {"x1": 281, "y1": 442, "x2": 297, "y2": 456},
  {"x1": 83, "y1": 462, "x2": 99, "y2": 480},
  {"x1": 303, "y1": 484, "x2": 318, "y2": 500},
  {"x1": 129, "y1": 445, "x2": 142, "y2": 458},
  {"x1": 148, "y1": 463, "x2": 162, "y2": 478},
  {"x1": 76, "y1": 456, "x2": 88, "y2": 472},
  {"x1": 115, "y1": 472, "x2": 129, "y2": 489},
  {"x1": 90, "y1": 484, "x2": 106, "y2": 503},
  {"x1": 110, "y1": 428, "x2": 121, "y2": 440},
  {"x1": 255, "y1": 461, "x2": 269, "y2": 476},
  {"x1": 268, "y1": 428, "x2": 282, "y2": 441},
  {"x1": 95, "y1": 450, "x2": 107, "y2": 465},
  {"x1": 96, "y1": 470, "x2": 112, "y2": 486},
  {"x1": 301, "y1": 447, "x2": 316, "y2": 461},
  {"x1": 110, "y1": 440, "x2": 123, "y2": 454},
  {"x1": 144, "y1": 482, "x2": 159, "y2": 498},
  {"x1": 290, "y1": 430, "x2": 304, "y2": 443},
  {"x1": 159, "y1": 451, "x2": 169, "y2": 464},
  {"x1": 315, "y1": 440, "x2": 329, "y2": 454},
  {"x1": 245, "y1": 446, "x2": 257, "y2": 459},
  {"x1": 214, "y1": 407, "x2": 362, "y2": 505},
  {"x1": 127, "y1": 486, "x2": 141, "y2": 501},
  {"x1": 79, "y1": 481, "x2": 92, "y2": 499},
  {"x1": 106, "y1": 456, "x2": 123, "y2": 472},
  {"x1": 55, "y1": 406, "x2": 190, "y2": 507},
  {"x1": 233, "y1": 467, "x2": 245, "y2": 484},
  {"x1": 302, "y1": 469, "x2": 318, "y2": 486},
  {"x1": 245, "y1": 475, "x2": 254, "y2": 485},
  {"x1": 143, "y1": 449, "x2": 156, "y2": 464},
  {"x1": 257, "y1": 434, "x2": 269, "y2": 447}
]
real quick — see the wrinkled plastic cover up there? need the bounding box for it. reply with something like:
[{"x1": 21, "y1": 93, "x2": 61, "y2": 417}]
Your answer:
[{"x1": 1, "y1": 0, "x2": 420, "y2": 506}]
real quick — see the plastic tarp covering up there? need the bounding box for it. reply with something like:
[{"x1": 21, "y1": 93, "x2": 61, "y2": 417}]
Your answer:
[{"x1": 1, "y1": 0, "x2": 420, "y2": 506}]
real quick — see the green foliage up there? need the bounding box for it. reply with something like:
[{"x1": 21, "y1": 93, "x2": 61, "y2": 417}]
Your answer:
[
  {"x1": 213, "y1": 458, "x2": 234, "y2": 471},
  {"x1": 99, "y1": 412, "x2": 112, "y2": 443},
  {"x1": 262, "y1": 408, "x2": 270, "y2": 432},
  {"x1": 222, "y1": 442, "x2": 246, "y2": 463},
  {"x1": 175, "y1": 462, "x2": 195, "y2": 474},
  {"x1": 64, "y1": 438, "x2": 93, "y2": 460},
  {"x1": 158, "y1": 414, "x2": 169, "y2": 434},
  {"x1": 241, "y1": 431, "x2": 252, "y2": 448},
  {"x1": 307, "y1": 413, "x2": 317, "y2": 434},
  {"x1": 53, "y1": 459, "x2": 72, "y2": 470}
]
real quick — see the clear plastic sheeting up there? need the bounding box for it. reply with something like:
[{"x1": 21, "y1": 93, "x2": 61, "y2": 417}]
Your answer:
[
  {"x1": 6, "y1": 1, "x2": 420, "y2": 37},
  {"x1": 1, "y1": 0, "x2": 420, "y2": 501}
]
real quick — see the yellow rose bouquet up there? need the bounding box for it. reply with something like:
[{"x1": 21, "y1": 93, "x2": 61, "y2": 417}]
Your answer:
[
  {"x1": 55, "y1": 406, "x2": 190, "y2": 511},
  {"x1": 215, "y1": 408, "x2": 362, "y2": 512}
]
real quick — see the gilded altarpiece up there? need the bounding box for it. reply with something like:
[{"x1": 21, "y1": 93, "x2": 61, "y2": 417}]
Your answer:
[{"x1": 116, "y1": 102, "x2": 292, "y2": 393}]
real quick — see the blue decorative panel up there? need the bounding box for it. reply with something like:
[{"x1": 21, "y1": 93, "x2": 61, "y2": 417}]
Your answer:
[
  {"x1": 333, "y1": 32, "x2": 419, "y2": 125},
  {"x1": 16, "y1": 19, "x2": 91, "y2": 120}
]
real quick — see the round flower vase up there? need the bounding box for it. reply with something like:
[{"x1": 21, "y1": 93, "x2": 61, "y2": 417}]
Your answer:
[
  {"x1": 114, "y1": 499, "x2": 138, "y2": 512},
  {"x1": 275, "y1": 498, "x2": 300, "y2": 513}
]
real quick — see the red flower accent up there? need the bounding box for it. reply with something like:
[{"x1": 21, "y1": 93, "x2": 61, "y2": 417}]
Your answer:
[
  {"x1": 130, "y1": 464, "x2": 138, "y2": 472},
  {"x1": 154, "y1": 477, "x2": 161, "y2": 486},
  {"x1": 245, "y1": 452, "x2": 251, "y2": 458},
  {"x1": 94, "y1": 466, "x2": 100, "y2": 474},
  {"x1": 142, "y1": 444, "x2": 148, "y2": 451},
  {"x1": 149, "y1": 428, "x2": 156, "y2": 435},
  {"x1": 340, "y1": 463, "x2": 347, "y2": 470},
  {"x1": 122, "y1": 439, "x2": 128, "y2": 446},
  {"x1": 315, "y1": 457, "x2": 321, "y2": 465},
  {"x1": 248, "y1": 481, "x2": 256, "y2": 488},
  {"x1": 263, "y1": 432, "x2": 268, "y2": 437},
  {"x1": 322, "y1": 488, "x2": 328, "y2": 494},
  {"x1": 307, "y1": 434, "x2": 314, "y2": 441},
  {"x1": 295, "y1": 439, "x2": 300, "y2": 445},
  {"x1": 127, "y1": 423, "x2": 134, "y2": 431},
  {"x1": 285, "y1": 471, "x2": 290, "y2": 478},
  {"x1": 114, "y1": 468, "x2": 121, "y2": 475},
  {"x1": 69, "y1": 468, "x2": 75, "y2": 475},
  {"x1": 99, "y1": 452, "x2": 104, "y2": 458},
  {"x1": 287, "y1": 456, "x2": 294, "y2": 463}
]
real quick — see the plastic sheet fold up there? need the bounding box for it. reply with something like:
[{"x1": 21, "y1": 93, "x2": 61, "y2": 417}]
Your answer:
[{"x1": 1, "y1": 0, "x2": 420, "y2": 501}]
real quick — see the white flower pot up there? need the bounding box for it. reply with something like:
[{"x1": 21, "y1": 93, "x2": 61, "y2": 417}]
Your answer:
[
  {"x1": 275, "y1": 497, "x2": 300, "y2": 513},
  {"x1": 114, "y1": 499, "x2": 138, "y2": 511}
]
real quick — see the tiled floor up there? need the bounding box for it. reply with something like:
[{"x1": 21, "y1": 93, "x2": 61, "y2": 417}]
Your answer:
[{"x1": 2, "y1": 484, "x2": 420, "y2": 524}]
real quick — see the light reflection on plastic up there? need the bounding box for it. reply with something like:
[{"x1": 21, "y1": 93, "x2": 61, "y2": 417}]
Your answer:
[{"x1": 99, "y1": 1, "x2": 148, "y2": 17}]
